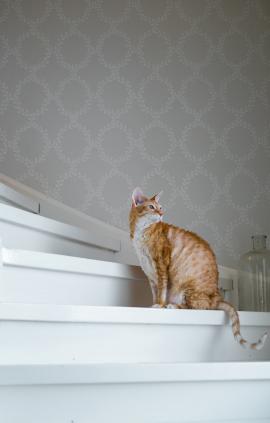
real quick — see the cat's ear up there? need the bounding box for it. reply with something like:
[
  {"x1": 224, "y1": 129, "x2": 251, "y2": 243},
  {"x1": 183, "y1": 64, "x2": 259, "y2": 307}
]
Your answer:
[
  {"x1": 132, "y1": 187, "x2": 147, "y2": 207},
  {"x1": 151, "y1": 191, "x2": 163, "y2": 203}
]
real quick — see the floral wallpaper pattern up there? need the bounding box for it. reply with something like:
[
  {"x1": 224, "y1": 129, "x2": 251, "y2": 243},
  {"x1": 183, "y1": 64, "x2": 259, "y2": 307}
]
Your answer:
[{"x1": 0, "y1": 0, "x2": 270, "y2": 267}]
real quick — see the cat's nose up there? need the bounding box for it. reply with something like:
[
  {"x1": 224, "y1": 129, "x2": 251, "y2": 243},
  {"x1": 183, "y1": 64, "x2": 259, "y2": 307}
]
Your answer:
[{"x1": 159, "y1": 209, "x2": 164, "y2": 216}]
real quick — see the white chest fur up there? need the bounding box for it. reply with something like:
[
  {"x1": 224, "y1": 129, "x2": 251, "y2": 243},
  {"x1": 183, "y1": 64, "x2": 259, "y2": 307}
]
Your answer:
[
  {"x1": 132, "y1": 215, "x2": 160, "y2": 282},
  {"x1": 133, "y1": 237, "x2": 156, "y2": 282}
]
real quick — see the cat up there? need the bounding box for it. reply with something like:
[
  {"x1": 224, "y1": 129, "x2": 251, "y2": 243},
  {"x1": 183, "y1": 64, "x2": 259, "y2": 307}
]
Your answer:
[{"x1": 129, "y1": 187, "x2": 267, "y2": 350}]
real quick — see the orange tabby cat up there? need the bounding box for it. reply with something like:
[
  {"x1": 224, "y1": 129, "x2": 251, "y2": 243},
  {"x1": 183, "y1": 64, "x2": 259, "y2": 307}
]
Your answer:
[{"x1": 129, "y1": 187, "x2": 267, "y2": 350}]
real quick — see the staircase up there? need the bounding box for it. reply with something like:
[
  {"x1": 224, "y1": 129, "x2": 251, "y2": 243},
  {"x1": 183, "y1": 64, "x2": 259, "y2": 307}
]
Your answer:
[{"x1": 0, "y1": 176, "x2": 270, "y2": 423}]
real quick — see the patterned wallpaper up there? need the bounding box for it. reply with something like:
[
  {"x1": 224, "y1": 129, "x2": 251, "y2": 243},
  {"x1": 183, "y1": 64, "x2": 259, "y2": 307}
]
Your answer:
[{"x1": 0, "y1": 0, "x2": 270, "y2": 267}]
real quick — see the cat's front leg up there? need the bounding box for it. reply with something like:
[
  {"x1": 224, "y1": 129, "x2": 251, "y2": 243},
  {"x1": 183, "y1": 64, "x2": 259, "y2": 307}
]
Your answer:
[
  {"x1": 148, "y1": 279, "x2": 158, "y2": 305},
  {"x1": 152, "y1": 262, "x2": 168, "y2": 308}
]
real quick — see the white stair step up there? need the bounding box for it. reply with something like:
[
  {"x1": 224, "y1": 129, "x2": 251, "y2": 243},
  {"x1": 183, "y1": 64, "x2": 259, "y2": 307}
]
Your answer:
[
  {"x1": 1, "y1": 303, "x2": 269, "y2": 364},
  {"x1": 0, "y1": 174, "x2": 137, "y2": 265},
  {"x1": 0, "y1": 203, "x2": 121, "y2": 262},
  {"x1": 0, "y1": 244, "x2": 150, "y2": 307},
  {"x1": 1, "y1": 361, "x2": 270, "y2": 384},
  {"x1": 1, "y1": 362, "x2": 270, "y2": 423},
  {"x1": 0, "y1": 242, "x2": 237, "y2": 307}
]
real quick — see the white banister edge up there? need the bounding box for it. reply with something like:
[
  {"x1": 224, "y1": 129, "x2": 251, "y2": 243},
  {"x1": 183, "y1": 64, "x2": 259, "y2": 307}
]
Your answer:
[{"x1": 0, "y1": 182, "x2": 40, "y2": 214}]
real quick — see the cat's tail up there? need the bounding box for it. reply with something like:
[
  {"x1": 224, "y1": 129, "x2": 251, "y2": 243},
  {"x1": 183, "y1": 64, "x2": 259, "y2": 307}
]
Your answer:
[{"x1": 217, "y1": 300, "x2": 268, "y2": 350}]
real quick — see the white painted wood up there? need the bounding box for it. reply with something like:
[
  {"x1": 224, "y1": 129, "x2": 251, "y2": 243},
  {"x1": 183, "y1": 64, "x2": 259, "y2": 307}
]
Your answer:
[
  {"x1": 0, "y1": 363, "x2": 270, "y2": 423},
  {"x1": 0, "y1": 243, "x2": 237, "y2": 307},
  {"x1": 1, "y1": 302, "x2": 269, "y2": 327},
  {"x1": 0, "y1": 244, "x2": 150, "y2": 307},
  {"x1": 0, "y1": 203, "x2": 120, "y2": 252},
  {"x1": 2, "y1": 246, "x2": 140, "y2": 279},
  {"x1": 0, "y1": 215, "x2": 118, "y2": 263},
  {"x1": 0, "y1": 173, "x2": 137, "y2": 264},
  {"x1": 0, "y1": 175, "x2": 242, "y2": 288},
  {"x1": 0, "y1": 174, "x2": 269, "y2": 423},
  {"x1": 1, "y1": 362, "x2": 270, "y2": 384},
  {"x1": 0, "y1": 204, "x2": 238, "y2": 303},
  {"x1": 0, "y1": 201, "x2": 125, "y2": 263},
  {"x1": 0, "y1": 303, "x2": 269, "y2": 364},
  {"x1": 0, "y1": 182, "x2": 40, "y2": 213}
]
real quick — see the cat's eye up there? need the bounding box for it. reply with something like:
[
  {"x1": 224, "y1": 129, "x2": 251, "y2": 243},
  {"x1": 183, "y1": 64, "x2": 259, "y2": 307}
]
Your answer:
[{"x1": 149, "y1": 205, "x2": 155, "y2": 210}]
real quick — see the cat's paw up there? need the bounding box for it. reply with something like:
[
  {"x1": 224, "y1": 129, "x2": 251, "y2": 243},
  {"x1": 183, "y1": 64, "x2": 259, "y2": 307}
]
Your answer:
[
  {"x1": 166, "y1": 303, "x2": 178, "y2": 309},
  {"x1": 152, "y1": 303, "x2": 164, "y2": 308}
]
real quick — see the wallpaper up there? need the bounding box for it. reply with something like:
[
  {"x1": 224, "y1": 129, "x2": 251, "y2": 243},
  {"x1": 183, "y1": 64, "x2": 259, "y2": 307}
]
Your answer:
[{"x1": 0, "y1": 0, "x2": 270, "y2": 267}]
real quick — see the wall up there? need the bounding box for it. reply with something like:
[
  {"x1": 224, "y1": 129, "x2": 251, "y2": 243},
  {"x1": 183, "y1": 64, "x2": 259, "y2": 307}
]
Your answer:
[{"x1": 0, "y1": 0, "x2": 269, "y2": 267}]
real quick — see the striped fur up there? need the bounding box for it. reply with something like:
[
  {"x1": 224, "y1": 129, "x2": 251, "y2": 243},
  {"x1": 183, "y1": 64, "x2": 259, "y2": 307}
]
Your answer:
[
  {"x1": 218, "y1": 301, "x2": 267, "y2": 350},
  {"x1": 130, "y1": 188, "x2": 267, "y2": 350}
]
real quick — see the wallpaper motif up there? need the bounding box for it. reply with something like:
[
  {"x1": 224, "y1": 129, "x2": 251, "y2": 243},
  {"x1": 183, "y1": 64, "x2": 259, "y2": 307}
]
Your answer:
[{"x1": 0, "y1": 0, "x2": 270, "y2": 267}]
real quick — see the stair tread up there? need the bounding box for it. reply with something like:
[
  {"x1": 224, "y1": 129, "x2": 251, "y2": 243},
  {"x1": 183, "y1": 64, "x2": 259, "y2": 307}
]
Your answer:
[
  {"x1": 1, "y1": 302, "x2": 270, "y2": 326},
  {"x1": 1, "y1": 361, "x2": 270, "y2": 386},
  {"x1": 1, "y1": 244, "x2": 140, "y2": 278}
]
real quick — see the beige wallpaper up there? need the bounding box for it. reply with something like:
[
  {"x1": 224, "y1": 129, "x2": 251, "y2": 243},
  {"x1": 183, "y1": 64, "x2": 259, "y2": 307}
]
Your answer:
[{"x1": 0, "y1": 0, "x2": 270, "y2": 267}]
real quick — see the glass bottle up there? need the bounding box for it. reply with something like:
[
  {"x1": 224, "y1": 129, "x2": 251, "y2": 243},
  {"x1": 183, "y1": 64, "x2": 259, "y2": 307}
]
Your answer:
[{"x1": 238, "y1": 235, "x2": 270, "y2": 311}]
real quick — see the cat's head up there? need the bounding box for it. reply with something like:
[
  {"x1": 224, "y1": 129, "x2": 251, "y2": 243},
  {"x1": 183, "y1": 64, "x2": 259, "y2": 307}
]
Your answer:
[{"x1": 129, "y1": 187, "x2": 163, "y2": 237}]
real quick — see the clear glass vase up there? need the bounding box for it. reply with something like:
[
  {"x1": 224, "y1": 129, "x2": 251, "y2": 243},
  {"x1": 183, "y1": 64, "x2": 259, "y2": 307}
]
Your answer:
[{"x1": 238, "y1": 235, "x2": 270, "y2": 311}]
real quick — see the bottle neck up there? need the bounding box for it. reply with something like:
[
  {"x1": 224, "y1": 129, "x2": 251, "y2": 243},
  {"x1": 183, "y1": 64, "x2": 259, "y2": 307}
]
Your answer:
[{"x1": 252, "y1": 235, "x2": 267, "y2": 250}]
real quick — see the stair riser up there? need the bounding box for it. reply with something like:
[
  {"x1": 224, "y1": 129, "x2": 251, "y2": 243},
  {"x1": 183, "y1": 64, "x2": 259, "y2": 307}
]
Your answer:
[
  {"x1": 1, "y1": 320, "x2": 269, "y2": 364},
  {"x1": 0, "y1": 175, "x2": 138, "y2": 265},
  {"x1": 1, "y1": 380, "x2": 269, "y2": 423},
  {"x1": 0, "y1": 215, "x2": 118, "y2": 263},
  {"x1": 1, "y1": 267, "x2": 151, "y2": 307}
]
